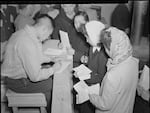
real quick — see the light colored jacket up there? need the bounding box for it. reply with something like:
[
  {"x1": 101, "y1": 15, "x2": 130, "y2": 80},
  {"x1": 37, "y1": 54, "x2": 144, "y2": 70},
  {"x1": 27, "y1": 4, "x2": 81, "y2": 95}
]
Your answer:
[
  {"x1": 1, "y1": 25, "x2": 53, "y2": 82},
  {"x1": 94, "y1": 56, "x2": 139, "y2": 113}
]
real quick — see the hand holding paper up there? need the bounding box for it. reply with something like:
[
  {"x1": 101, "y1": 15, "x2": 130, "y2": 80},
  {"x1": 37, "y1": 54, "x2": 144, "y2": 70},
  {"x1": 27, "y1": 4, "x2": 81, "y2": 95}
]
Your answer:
[
  {"x1": 73, "y1": 64, "x2": 92, "y2": 80},
  {"x1": 73, "y1": 81, "x2": 100, "y2": 104},
  {"x1": 59, "y1": 30, "x2": 71, "y2": 49}
]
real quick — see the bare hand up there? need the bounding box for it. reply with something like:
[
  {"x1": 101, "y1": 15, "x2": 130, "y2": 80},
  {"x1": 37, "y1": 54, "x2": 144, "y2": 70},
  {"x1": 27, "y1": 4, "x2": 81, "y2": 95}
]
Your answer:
[{"x1": 89, "y1": 94, "x2": 99, "y2": 106}]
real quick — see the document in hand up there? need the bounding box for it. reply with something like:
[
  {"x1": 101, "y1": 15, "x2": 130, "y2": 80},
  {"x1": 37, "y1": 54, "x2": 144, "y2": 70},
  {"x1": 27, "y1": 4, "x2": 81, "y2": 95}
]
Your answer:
[
  {"x1": 78, "y1": 73, "x2": 91, "y2": 81},
  {"x1": 59, "y1": 30, "x2": 71, "y2": 48},
  {"x1": 138, "y1": 65, "x2": 149, "y2": 91},
  {"x1": 73, "y1": 81, "x2": 100, "y2": 104},
  {"x1": 74, "y1": 81, "x2": 89, "y2": 104},
  {"x1": 73, "y1": 64, "x2": 92, "y2": 80}
]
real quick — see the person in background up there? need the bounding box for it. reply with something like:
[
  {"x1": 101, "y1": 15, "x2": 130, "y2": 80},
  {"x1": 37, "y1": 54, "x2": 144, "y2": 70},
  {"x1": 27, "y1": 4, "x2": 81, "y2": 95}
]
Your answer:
[
  {"x1": 1, "y1": 14, "x2": 61, "y2": 113},
  {"x1": 90, "y1": 6, "x2": 107, "y2": 24},
  {"x1": 0, "y1": 4, "x2": 17, "y2": 42},
  {"x1": 74, "y1": 11, "x2": 90, "y2": 61},
  {"x1": 88, "y1": 27, "x2": 139, "y2": 113},
  {"x1": 78, "y1": 20, "x2": 108, "y2": 113},
  {"x1": 111, "y1": 2, "x2": 132, "y2": 36},
  {"x1": 52, "y1": 4, "x2": 88, "y2": 67},
  {"x1": 31, "y1": 4, "x2": 41, "y2": 19},
  {"x1": 73, "y1": 10, "x2": 91, "y2": 112},
  {"x1": 33, "y1": 4, "x2": 59, "y2": 20},
  {"x1": 74, "y1": 11, "x2": 89, "y2": 32},
  {"x1": 14, "y1": 4, "x2": 35, "y2": 31}
]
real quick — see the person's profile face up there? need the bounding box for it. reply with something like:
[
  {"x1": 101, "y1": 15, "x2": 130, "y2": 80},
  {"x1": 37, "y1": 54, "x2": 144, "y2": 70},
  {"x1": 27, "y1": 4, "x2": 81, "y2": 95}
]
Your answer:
[{"x1": 74, "y1": 15, "x2": 86, "y2": 32}]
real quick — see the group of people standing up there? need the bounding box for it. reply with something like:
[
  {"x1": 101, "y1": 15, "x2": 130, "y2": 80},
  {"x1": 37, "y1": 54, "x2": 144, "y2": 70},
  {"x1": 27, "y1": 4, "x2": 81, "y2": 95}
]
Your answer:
[{"x1": 1, "y1": 4, "x2": 139, "y2": 113}]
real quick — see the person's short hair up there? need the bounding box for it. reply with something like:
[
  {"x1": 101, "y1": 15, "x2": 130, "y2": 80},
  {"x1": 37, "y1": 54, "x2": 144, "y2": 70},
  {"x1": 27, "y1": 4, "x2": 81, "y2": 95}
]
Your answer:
[
  {"x1": 18, "y1": 4, "x2": 28, "y2": 10},
  {"x1": 34, "y1": 14, "x2": 55, "y2": 28},
  {"x1": 75, "y1": 11, "x2": 89, "y2": 22}
]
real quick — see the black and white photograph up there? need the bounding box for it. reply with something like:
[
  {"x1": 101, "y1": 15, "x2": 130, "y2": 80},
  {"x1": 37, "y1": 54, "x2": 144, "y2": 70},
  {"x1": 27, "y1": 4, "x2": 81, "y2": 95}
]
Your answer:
[{"x1": 1, "y1": 1, "x2": 149, "y2": 113}]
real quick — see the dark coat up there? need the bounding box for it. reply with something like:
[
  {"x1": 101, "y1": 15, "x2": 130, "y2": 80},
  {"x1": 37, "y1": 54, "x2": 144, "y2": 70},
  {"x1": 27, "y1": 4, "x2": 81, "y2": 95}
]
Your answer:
[
  {"x1": 79, "y1": 45, "x2": 108, "y2": 113},
  {"x1": 0, "y1": 5, "x2": 17, "y2": 42},
  {"x1": 52, "y1": 8, "x2": 90, "y2": 67},
  {"x1": 111, "y1": 4, "x2": 131, "y2": 32},
  {"x1": 85, "y1": 45, "x2": 108, "y2": 85}
]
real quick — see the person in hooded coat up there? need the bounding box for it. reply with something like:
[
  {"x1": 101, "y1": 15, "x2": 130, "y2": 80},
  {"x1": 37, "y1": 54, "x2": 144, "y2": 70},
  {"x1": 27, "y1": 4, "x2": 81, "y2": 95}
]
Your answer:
[{"x1": 89, "y1": 27, "x2": 139, "y2": 113}]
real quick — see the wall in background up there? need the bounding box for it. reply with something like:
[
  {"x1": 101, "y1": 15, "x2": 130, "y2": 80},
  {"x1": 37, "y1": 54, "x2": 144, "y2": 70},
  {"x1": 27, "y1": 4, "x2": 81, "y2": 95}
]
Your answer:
[{"x1": 79, "y1": 4, "x2": 118, "y2": 25}]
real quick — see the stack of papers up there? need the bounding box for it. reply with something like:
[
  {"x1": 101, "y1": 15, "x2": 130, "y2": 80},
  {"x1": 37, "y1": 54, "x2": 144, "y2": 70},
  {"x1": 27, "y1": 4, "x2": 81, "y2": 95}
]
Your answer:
[
  {"x1": 44, "y1": 48, "x2": 65, "y2": 56},
  {"x1": 59, "y1": 30, "x2": 71, "y2": 49},
  {"x1": 73, "y1": 64, "x2": 92, "y2": 80},
  {"x1": 73, "y1": 81, "x2": 100, "y2": 104}
]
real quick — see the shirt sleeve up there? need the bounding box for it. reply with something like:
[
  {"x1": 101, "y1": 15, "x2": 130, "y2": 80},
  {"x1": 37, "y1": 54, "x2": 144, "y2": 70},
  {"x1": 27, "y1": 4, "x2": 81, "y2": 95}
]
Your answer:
[
  {"x1": 17, "y1": 40, "x2": 54, "y2": 82},
  {"x1": 91, "y1": 73, "x2": 121, "y2": 111}
]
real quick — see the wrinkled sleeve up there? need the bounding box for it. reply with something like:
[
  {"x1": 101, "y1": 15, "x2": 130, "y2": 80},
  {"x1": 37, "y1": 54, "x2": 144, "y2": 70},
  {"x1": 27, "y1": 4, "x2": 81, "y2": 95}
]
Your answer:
[
  {"x1": 91, "y1": 73, "x2": 121, "y2": 111},
  {"x1": 17, "y1": 41, "x2": 54, "y2": 82}
]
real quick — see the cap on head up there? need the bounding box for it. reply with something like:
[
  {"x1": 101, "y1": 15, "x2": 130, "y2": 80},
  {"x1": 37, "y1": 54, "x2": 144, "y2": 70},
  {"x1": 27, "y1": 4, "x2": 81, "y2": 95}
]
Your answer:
[{"x1": 85, "y1": 20, "x2": 105, "y2": 46}]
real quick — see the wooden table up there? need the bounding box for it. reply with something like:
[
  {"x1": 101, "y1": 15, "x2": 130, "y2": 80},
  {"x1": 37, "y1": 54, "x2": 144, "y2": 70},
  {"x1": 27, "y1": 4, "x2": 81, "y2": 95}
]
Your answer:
[{"x1": 43, "y1": 39, "x2": 74, "y2": 113}]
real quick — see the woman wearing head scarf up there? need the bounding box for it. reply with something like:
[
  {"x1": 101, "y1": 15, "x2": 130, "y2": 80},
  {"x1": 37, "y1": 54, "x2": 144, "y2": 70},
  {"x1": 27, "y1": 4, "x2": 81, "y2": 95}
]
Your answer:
[
  {"x1": 79, "y1": 21, "x2": 108, "y2": 113},
  {"x1": 88, "y1": 27, "x2": 139, "y2": 113}
]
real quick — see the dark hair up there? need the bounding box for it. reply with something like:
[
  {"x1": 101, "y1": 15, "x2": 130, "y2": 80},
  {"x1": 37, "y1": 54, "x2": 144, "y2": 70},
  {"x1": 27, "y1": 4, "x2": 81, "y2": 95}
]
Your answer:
[
  {"x1": 75, "y1": 11, "x2": 89, "y2": 22},
  {"x1": 18, "y1": 4, "x2": 28, "y2": 10},
  {"x1": 34, "y1": 14, "x2": 55, "y2": 28}
]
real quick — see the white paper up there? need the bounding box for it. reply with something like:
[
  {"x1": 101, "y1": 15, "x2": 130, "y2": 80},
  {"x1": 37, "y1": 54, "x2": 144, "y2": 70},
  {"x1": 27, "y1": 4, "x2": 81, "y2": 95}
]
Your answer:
[
  {"x1": 73, "y1": 64, "x2": 92, "y2": 75},
  {"x1": 76, "y1": 91, "x2": 89, "y2": 104},
  {"x1": 74, "y1": 81, "x2": 89, "y2": 104},
  {"x1": 138, "y1": 65, "x2": 149, "y2": 91},
  {"x1": 44, "y1": 48, "x2": 65, "y2": 56},
  {"x1": 73, "y1": 80, "x2": 89, "y2": 93},
  {"x1": 74, "y1": 81, "x2": 100, "y2": 104},
  {"x1": 78, "y1": 73, "x2": 91, "y2": 81},
  {"x1": 73, "y1": 64, "x2": 92, "y2": 80},
  {"x1": 42, "y1": 39, "x2": 60, "y2": 50},
  {"x1": 59, "y1": 30, "x2": 71, "y2": 48}
]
